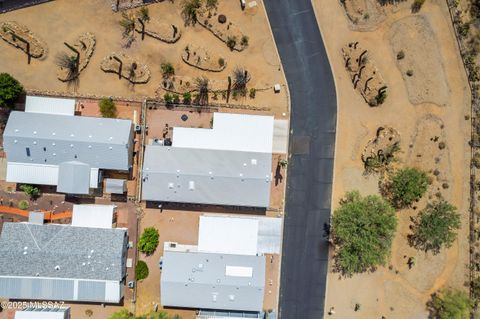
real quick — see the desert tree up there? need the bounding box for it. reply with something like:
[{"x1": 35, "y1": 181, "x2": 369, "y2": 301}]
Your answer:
[
  {"x1": 232, "y1": 67, "x2": 250, "y2": 96},
  {"x1": 0, "y1": 73, "x2": 23, "y2": 108},
  {"x1": 409, "y1": 199, "x2": 460, "y2": 253},
  {"x1": 385, "y1": 167, "x2": 429, "y2": 208},
  {"x1": 428, "y1": 289, "x2": 471, "y2": 319},
  {"x1": 55, "y1": 51, "x2": 80, "y2": 87},
  {"x1": 195, "y1": 77, "x2": 209, "y2": 105},
  {"x1": 99, "y1": 98, "x2": 117, "y2": 118},
  {"x1": 161, "y1": 62, "x2": 175, "y2": 77},
  {"x1": 331, "y1": 191, "x2": 397, "y2": 276},
  {"x1": 119, "y1": 12, "x2": 136, "y2": 47},
  {"x1": 181, "y1": 0, "x2": 202, "y2": 26}
]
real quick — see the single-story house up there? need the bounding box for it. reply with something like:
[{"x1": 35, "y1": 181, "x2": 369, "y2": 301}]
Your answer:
[
  {"x1": 0, "y1": 219, "x2": 128, "y2": 303},
  {"x1": 161, "y1": 249, "x2": 265, "y2": 312},
  {"x1": 3, "y1": 96, "x2": 133, "y2": 195},
  {"x1": 142, "y1": 113, "x2": 274, "y2": 207}
]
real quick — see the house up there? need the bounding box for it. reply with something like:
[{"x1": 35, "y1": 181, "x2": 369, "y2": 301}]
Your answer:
[
  {"x1": 15, "y1": 307, "x2": 70, "y2": 319},
  {"x1": 0, "y1": 215, "x2": 128, "y2": 303},
  {"x1": 142, "y1": 113, "x2": 274, "y2": 207},
  {"x1": 161, "y1": 248, "x2": 265, "y2": 312},
  {"x1": 160, "y1": 214, "x2": 284, "y2": 315},
  {"x1": 3, "y1": 96, "x2": 133, "y2": 195}
]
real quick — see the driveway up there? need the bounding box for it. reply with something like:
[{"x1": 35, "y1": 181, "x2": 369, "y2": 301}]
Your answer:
[{"x1": 263, "y1": 1, "x2": 337, "y2": 318}]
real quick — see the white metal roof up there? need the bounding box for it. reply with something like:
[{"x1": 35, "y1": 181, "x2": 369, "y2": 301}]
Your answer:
[
  {"x1": 198, "y1": 216, "x2": 258, "y2": 256},
  {"x1": 6, "y1": 162, "x2": 99, "y2": 189},
  {"x1": 6, "y1": 162, "x2": 59, "y2": 185},
  {"x1": 25, "y1": 96, "x2": 75, "y2": 116},
  {"x1": 202, "y1": 214, "x2": 282, "y2": 255},
  {"x1": 72, "y1": 204, "x2": 115, "y2": 229},
  {"x1": 15, "y1": 309, "x2": 69, "y2": 319},
  {"x1": 172, "y1": 113, "x2": 274, "y2": 153}
]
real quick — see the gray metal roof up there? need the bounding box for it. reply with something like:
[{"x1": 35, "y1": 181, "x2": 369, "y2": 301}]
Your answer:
[
  {"x1": 142, "y1": 146, "x2": 272, "y2": 207},
  {"x1": 105, "y1": 178, "x2": 127, "y2": 194},
  {"x1": 57, "y1": 161, "x2": 90, "y2": 194},
  {"x1": 3, "y1": 111, "x2": 133, "y2": 170},
  {"x1": 161, "y1": 251, "x2": 265, "y2": 312},
  {"x1": 0, "y1": 222, "x2": 127, "y2": 281}
]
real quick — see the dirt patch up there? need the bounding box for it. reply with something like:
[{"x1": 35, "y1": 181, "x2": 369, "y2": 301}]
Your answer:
[
  {"x1": 388, "y1": 15, "x2": 449, "y2": 106},
  {"x1": 340, "y1": 0, "x2": 386, "y2": 31},
  {"x1": 406, "y1": 115, "x2": 451, "y2": 200}
]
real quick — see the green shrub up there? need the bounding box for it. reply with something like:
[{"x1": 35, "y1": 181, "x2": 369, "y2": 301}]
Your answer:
[
  {"x1": 410, "y1": 199, "x2": 460, "y2": 253},
  {"x1": 249, "y1": 88, "x2": 256, "y2": 99},
  {"x1": 164, "y1": 93, "x2": 173, "y2": 104},
  {"x1": 0, "y1": 73, "x2": 23, "y2": 109},
  {"x1": 138, "y1": 227, "x2": 159, "y2": 255},
  {"x1": 411, "y1": 0, "x2": 426, "y2": 13},
  {"x1": 226, "y1": 36, "x2": 237, "y2": 50},
  {"x1": 99, "y1": 99, "x2": 117, "y2": 118},
  {"x1": 429, "y1": 289, "x2": 471, "y2": 319},
  {"x1": 218, "y1": 58, "x2": 225, "y2": 67},
  {"x1": 18, "y1": 200, "x2": 29, "y2": 210},
  {"x1": 181, "y1": 0, "x2": 202, "y2": 25},
  {"x1": 182, "y1": 92, "x2": 192, "y2": 104},
  {"x1": 206, "y1": 0, "x2": 218, "y2": 9},
  {"x1": 240, "y1": 35, "x2": 249, "y2": 47},
  {"x1": 161, "y1": 62, "x2": 175, "y2": 77},
  {"x1": 332, "y1": 191, "x2": 397, "y2": 275},
  {"x1": 19, "y1": 184, "x2": 40, "y2": 200},
  {"x1": 136, "y1": 260, "x2": 149, "y2": 280},
  {"x1": 387, "y1": 167, "x2": 429, "y2": 208}
]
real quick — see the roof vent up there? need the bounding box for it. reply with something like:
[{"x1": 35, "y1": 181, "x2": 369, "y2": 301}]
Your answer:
[
  {"x1": 188, "y1": 181, "x2": 195, "y2": 191},
  {"x1": 33, "y1": 141, "x2": 37, "y2": 145},
  {"x1": 52, "y1": 142, "x2": 55, "y2": 146},
  {"x1": 13, "y1": 140, "x2": 17, "y2": 143},
  {"x1": 88, "y1": 145, "x2": 92, "y2": 149},
  {"x1": 251, "y1": 159, "x2": 257, "y2": 165},
  {"x1": 23, "y1": 251, "x2": 27, "y2": 255},
  {"x1": 88, "y1": 135, "x2": 92, "y2": 138},
  {"x1": 229, "y1": 295, "x2": 235, "y2": 301},
  {"x1": 168, "y1": 182, "x2": 174, "y2": 189},
  {"x1": 109, "y1": 147, "x2": 113, "y2": 150},
  {"x1": 33, "y1": 131, "x2": 37, "y2": 135},
  {"x1": 54, "y1": 265, "x2": 60, "y2": 271},
  {"x1": 52, "y1": 132, "x2": 56, "y2": 136},
  {"x1": 70, "y1": 144, "x2": 74, "y2": 148},
  {"x1": 70, "y1": 133, "x2": 75, "y2": 137},
  {"x1": 212, "y1": 294, "x2": 217, "y2": 302}
]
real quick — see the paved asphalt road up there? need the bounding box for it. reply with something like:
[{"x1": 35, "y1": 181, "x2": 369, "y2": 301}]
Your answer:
[
  {"x1": 264, "y1": 1, "x2": 337, "y2": 318},
  {"x1": 0, "y1": 0, "x2": 50, "y2": 13}
]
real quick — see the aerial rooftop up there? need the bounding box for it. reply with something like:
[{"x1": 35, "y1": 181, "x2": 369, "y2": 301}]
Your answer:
[
  {"x1": 161, "y1": 250, "x2": 266, "y2": 312},
  {"x1": 0, "y1": 222, "x2": 127, "y2": 303}
]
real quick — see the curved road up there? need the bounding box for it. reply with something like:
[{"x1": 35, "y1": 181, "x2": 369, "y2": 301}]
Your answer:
[{"x1": 264, "y1": 1, "x2": 337, "y2": 318}]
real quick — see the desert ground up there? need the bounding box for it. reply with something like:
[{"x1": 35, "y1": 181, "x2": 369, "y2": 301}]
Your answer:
[
  {"x1": 314, "y1": 0, "x2": 471, "y2": 318},
  {"x1": 0, "y1": 0, "x2": 288, "y2": 117}
]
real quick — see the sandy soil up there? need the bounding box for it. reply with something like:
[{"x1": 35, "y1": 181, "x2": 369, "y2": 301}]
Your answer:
[
  {"x1": 388, "y1": 15, "x2": 449, "y2": 106},
  {"x1": 0, "y1": 0, "x2": 288, "y2": 116},
  {"x1": 313, "y1": 0, "x2": 471, "y2": 317}
]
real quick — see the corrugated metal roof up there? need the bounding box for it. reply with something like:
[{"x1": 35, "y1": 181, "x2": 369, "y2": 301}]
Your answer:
[
  {"x1": 6, "y1": 162, "x2": 58, "y2": 185},
  {"x1": 173, "y1": 113, "x2": 274, "y2": 153},
  {"x1": 0, "y1": 277, "x2": 121, "y2": 303},
  {"x1": 161, "y1": 251, "x2": 265, "y2": 312},
  {"x1": 57, "y1": 161, "x2": 90, "y2": 194},
  {"x1": 142, "y1": 146, "x2": 272, "y2": 207},
  {"x1": 15, "y1": 307, "x2": 70, "y2": 319},
  {"x1": 25, "y1": 96, "x2": 75, "y2": 116},
  {"x1": 4, "y1": 111, "x2": 133, "y2": 171},
  {"x1": 72, "y1": 204, "x2": 115, "y2": 229},
  {"x1": 105, "y1": 178, "x2": 127, "y2": 194}
]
